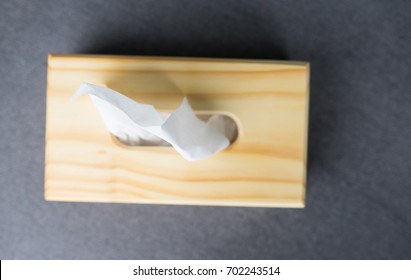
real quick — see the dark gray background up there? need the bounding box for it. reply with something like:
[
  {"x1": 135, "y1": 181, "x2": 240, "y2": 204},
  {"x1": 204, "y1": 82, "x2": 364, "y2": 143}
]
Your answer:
[{"x1": 1, "y1": 0, "x2": 410, "y2": 259}]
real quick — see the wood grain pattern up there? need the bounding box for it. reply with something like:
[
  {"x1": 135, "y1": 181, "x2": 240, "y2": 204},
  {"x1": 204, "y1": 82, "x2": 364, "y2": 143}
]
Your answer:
[{"x1": 45, "y1": 54, "x2": 309, "y2": 207}]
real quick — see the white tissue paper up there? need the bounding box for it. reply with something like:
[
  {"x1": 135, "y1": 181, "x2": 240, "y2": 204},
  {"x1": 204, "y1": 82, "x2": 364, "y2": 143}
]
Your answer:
[{"x1": 72, "y1": 83, "x2": 232, "y2": 161}]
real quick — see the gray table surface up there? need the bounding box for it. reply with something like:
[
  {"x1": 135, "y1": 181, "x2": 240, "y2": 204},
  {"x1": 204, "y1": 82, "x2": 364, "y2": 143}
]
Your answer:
[{"x1": 1, "y1": 0, "x2": 410, "y2": 259}]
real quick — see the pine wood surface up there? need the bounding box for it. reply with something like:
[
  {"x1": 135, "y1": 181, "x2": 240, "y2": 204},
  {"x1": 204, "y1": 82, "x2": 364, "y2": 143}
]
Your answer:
[{"x1": 45, "y1": 54, "x2": 309, "y2": 207}]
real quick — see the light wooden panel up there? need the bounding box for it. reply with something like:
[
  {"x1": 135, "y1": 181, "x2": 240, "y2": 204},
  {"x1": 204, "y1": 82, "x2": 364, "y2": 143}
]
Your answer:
[{"x1": 45, "y1": 54, "x2": 309, "y2": 207}]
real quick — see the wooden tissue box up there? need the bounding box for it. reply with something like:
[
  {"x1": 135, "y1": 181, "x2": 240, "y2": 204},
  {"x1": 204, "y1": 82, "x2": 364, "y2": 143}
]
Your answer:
[{"x1": 45, "y1": 54, "x2": 310, "y2": 207}]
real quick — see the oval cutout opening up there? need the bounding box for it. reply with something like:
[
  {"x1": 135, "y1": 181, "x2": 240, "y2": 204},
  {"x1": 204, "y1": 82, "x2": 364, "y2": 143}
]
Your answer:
[{"x1": 113, "y1": 112, "x2": 239, "y2": 147}]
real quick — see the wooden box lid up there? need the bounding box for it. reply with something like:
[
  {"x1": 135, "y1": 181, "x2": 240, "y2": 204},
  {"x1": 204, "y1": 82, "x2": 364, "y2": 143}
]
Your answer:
[{"x1": 45, "y1": 54, "x2": 309, "y2": 207}]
